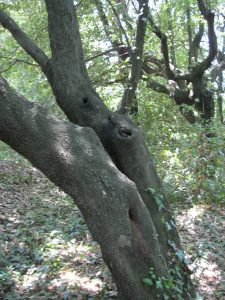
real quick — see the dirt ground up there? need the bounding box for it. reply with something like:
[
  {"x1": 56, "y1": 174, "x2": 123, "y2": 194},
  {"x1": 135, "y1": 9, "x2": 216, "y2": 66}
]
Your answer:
[{"x1": 0, "y1": 160, "x2": 224, "y2": 299}]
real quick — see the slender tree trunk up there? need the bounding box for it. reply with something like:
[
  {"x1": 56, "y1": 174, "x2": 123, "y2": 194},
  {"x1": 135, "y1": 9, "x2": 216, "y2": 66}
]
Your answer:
[{"x1": 217, "y1": 72, "x2": 224, "y2": 124}]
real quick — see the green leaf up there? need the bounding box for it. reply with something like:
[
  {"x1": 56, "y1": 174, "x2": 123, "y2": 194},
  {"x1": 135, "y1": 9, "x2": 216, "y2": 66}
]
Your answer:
[{"x1": 143, "y1": 277, "x2": 153, "y2": 286}]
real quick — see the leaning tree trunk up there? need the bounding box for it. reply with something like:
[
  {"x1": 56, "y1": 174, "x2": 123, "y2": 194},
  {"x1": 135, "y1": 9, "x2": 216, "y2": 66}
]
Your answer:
[{"x1": 0, "y1": 1, "x2": 196, "y2": 299}]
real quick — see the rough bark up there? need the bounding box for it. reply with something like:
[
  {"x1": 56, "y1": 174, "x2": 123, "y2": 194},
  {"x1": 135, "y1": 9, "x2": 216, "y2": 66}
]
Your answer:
[{"x1": 0, "y1": 1, "x2": 196, "y2": 298}]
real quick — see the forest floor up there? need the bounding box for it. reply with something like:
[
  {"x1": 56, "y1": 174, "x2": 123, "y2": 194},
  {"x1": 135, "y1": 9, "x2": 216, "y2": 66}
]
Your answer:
[{"x1": 0, "y1": 160, "x2": 224, "y2": 300}]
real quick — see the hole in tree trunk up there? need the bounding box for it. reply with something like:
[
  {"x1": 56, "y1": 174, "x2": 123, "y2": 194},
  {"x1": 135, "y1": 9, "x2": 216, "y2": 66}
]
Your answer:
[
  {"x1": 128, "y1": 208, "x2": 136, "y2": 222},
  {"x1": 83, "y1": 97, "x2": 89, "y2": 104}
]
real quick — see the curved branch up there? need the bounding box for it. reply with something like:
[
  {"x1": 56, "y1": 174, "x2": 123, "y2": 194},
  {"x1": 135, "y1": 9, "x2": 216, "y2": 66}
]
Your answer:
[
  {"x1": 0, "y1": 9, "x2": 49, "y2": 71},
  {"x1": 192, "y1": 0, "x2": 217, "y2": 76}
]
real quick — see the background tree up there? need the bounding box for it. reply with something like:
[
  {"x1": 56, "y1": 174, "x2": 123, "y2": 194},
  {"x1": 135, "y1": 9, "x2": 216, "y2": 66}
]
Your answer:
[
  {"x1": 81, "y1": 0, "x2": 223, "y2": 124},
  {"x1": 0, "y1": 0, "x2": 197, "y2": 299}
]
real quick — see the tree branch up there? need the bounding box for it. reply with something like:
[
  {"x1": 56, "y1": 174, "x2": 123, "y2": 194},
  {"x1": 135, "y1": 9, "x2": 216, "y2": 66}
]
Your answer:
[
  {"x1": 118, "y1": 0, "x2": 149, "y2": 114},
  {"x1": 0, "y1": 57, "x2": 39, "y2": 74},
  {"x1": 147, "y1": 78, "x2": 193, "y2": 105},
  {"x1": 94, "y1": 0, "x2": 131, "y2": 60},
  {"x1": 115, "y1": 0, "x2": 133, "y2": 32},
  {"x1": 146, "y1": 79, "x2": 169, "y2": 95},
  {"x1": 148, "y1": 12, "x2": 175, "y2": 80},
  {"x1": 142, "y1": 55, "x2": 166, "y2": 77},
  {"x1": 192, "y1": 0, "x2": 217, "y2": 76},
  {"x1": 0, "y1": 60, "x2": 18, "y2": 73},
  {"x1": 186, "y1": 6, "x2": 192, "y2": 62},
  {"x1": 0, "y1": 9, "x2": 49, "y2": 71},
  {"x1": 165, "y1": 0, "x2": 176, "y2": 68},
  {"x1": 85, "y1": 47, "x2": 121, "y2": 62},
  {"x1": 145, "y1": 78, "x2": 196, "y2": 123},
  {"x1": 94, "y1": 0, "x2": 111, "y2": 39},
  {"x1": 211, "y1": 51, "x2": 225, "y2": 81},
  {"x1": 43, "y1": 0, "x2": 107, "y2": 124},
  {"x1": 106, "y1": 0, "x2": 131, "y2": 50},
  {"x1": 189, "y1": 24, "x2": 204, "y2": 67}
]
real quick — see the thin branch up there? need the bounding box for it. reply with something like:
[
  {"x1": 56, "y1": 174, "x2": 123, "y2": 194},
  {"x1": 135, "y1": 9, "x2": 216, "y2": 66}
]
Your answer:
[
  {"x1": 148, "y1": 12, "x2": 175, "y2": 80},
  {"x1": 0, "y1": 9, "x2": 49, "y2": 71},
  {"x1": 0, "y1": 60, "x2": 18, "y2": 73},
  {"x1": 165, "y1": 0, "x2": 176, "y2": 68},
  {"x1": 106, "y1": 0, "x2": 131, "y2": 50},
  {"x1": 217, "y1": 71, "x2": 224, "y2": 124},
  {"x1": 189, "y1": 24, "x2": 204, "y2": 67},
  {"x1": 94, "y1": 0, "x2": 131, "y2": 60},
  {"x1": 8, "y1": 57, "x2": 38, "y2": 66},
  {"x1": 211, "y1": 13, "x2": 225, "y2": 80},
  {"x1": 146, "y1": 79, "x2": 169, "y2": 95},
  {"x1": 186, "y1": 6, "x2": 192, "y2": 54},
  {"x1": 94, "y1": 0, "x2": 111, "y2": 38},
  {"x1": 118, "y1": 0, "x2": 149, "y2": 114},
  {"x1": 131, "y1": 0, "x2": 138, "y2": 14},
  {"x1": 146, "y1": 78, "x2": 196, "y2": 123},
  {"x1": 211, "y1": 51, "x2": 225, "y2": 81},
  {"x1": 0, "y1": 58, "x2": 39, "y2": 74},
  {"x1": 192, "y1": 0, "x2": 217, "y2": 76},
  {"x1": 85, "y1": 44, "x2": 133, "y2": 63},
  {"x1": 94, "y1": 76, "x2": 126, "y2": 86},
  {"x1": 187, "y1": 3, "x2": 205, "y2": 69},
  {"x1": 142, "y1": 55, "x2": 165, "y2": 77},
  {"x1": 75, "y1": 0, "x2": 84, "y2": 7},
  {"x1": 85, "y1": 48, "x2": 117, "y2": 62},
  {"x1": 115, "y1": 0, "x2": 133, "y2": 32}
]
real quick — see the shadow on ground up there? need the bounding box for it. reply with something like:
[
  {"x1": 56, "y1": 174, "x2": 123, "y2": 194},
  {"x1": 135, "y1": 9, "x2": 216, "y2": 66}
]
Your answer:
[
  {"x1": 0, "y1": 160, "x2": 116, "y2": 299},
  {"x1": 0, "y1": 160, "x2": 224, "y2": 299}
]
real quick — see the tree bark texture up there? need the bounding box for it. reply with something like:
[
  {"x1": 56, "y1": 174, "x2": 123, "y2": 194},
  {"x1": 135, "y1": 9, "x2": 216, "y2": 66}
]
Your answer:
[{"x1": 0, "y1": 1, "x2": 196, "y2": 299}]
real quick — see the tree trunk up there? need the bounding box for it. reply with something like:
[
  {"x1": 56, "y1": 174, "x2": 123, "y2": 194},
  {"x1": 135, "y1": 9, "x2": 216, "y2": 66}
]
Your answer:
[
  {"x1": 217, "y1": 72, "x2": 224, "y2": 124},
  {"x1": 0, "y1": 1, "x2": 196, "y2": 298},
  {"x1": 193, "y1": 81, "x2": 214, "y2": 122}
]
